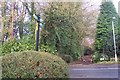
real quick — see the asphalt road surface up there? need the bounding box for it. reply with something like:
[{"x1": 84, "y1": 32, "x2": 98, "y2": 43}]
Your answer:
[{"x1": 69, "y1": 64, "x2": 120, "y2": 80}]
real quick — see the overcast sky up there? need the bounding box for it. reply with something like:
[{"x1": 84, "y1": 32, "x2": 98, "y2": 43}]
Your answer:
[
  {"x1": 113, "y1": 0, "x2": 120, "y2": 13},
  {"x1": 85, "y1": 0, "x2": 119, "y2": 13},
  {"x1": 1, "y1": 0, "x2": 120, "y2": 13}
]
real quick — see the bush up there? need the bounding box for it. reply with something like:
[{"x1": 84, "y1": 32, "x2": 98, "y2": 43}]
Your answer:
[
  {"x1": 92, "y1": 51, "x2": 100, "y2": 63},
  {"x1": 0, "y1": 37, "x2": 57, "y2": 56},
  {"x1": 39, "y1": 45, "x2": 58, "y2": 55},
  {"x1": 2, "y1": 51, "x2": 69, "y2": 79},
  {"x1": 0, "y1": 37, "x2": 35, "y2": 56},
  {"x1": 59, "y1": 54, "x2": 73, "y2": 63},
  {"x1": 99, "y1": 54, "x2": 110, "y2": 61}
]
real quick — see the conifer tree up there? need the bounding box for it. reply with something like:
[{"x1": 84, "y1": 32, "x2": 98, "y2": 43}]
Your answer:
[{"x1": 94, "y1": 0, "x2": 119, "y2": 57}]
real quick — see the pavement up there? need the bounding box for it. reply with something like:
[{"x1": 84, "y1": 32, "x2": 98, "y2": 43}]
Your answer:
[{"x1": 69, "y1": 64, "x2": 120, "y2": 80}]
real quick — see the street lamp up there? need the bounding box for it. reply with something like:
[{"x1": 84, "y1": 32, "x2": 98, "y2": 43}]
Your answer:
[
  {"x1": 112, "y1": 17, "x2": 118, "y2": 62},
  {"x1": 33, "y1": 14, "x2": 40, "y2": 51}
]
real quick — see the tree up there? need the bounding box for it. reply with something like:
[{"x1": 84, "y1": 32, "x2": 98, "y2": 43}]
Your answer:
[
  {"x1": 116, "y1": 16, "x2": 120, "y2": 56},
  {"x1": 40, "y1": 2, "x2": 84, "y2": 60},
  {"x1": 94, "y1": 0, "x2": 119, "y2": 57},
  {"x1": 1, "y1": 1, "x2": 6, "y2": 44}
]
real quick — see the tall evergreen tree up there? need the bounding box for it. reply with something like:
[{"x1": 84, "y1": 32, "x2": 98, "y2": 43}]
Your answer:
[
  {"x1": 116, "y1": 16, "x2": 120, "y2": 56},
  {"x1": 94, "y1": 0, "x2": 119, "y2": 57}
]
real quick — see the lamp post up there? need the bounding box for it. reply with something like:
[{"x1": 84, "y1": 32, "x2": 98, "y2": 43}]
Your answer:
[
  {"x1": 112, "y1": 17, "x2": 118, "y2": 62},
  {"x1": 33, "y1": 14, "x2": 40, "y2": 51}
]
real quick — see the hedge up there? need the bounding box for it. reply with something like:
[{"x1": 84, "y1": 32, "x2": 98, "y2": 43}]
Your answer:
[{"x1": 2, "y1": 51, "x2": 69, "y2": 79}]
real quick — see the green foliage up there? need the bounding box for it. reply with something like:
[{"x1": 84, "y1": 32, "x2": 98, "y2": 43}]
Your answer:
[
  {"x1": 0, "y1": 35, "x2": 58, "y2": 56},
  {"x1": 0, "y1": 35, "x2": 35, "y2": 56},
  {"x1": 116, "y1": 17, "x2": 120, "y2": 56},
  {"x1": 0, "y1": 44, "x2": 2, "y2": 53},
  {"x1": 59, "y1": 54, "x2": 73, "y2": 63},
  {"x1": 39, "y1": 44, "x2": 58, "y2": 55},
  {"x1": 92, "y1": 51, "x2": 110, "y2": 63},
  {"x1": 41, "y1": 2, "x2": 83, "y2": 60},
  {"x1": 99, "y1": 54, "x2": 110, "y2": 61},
  {"x1": 92, "y1": 51, "x2": 101, "y2": 63},
  {"x1": 94, "y1": 1, "x2": 119, "y2": 57},
  {"x1": 2, "y1": 51, "x2": 68, "y2": 78}
]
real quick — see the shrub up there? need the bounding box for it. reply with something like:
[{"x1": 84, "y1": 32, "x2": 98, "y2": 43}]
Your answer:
[
  {"x1": 59, "y1": 54, "x2": 73, "y2": 63},
  {"x1": 2, "y1": 51, "x2": 69, "y2": 79},
  {"x1": 39, "y1": 45, "x2": 58, "y2": 55},
  {"x1": 0, "y1": 44, "x2": 2, "y2": 53},
  {"x1": 99, "y1": 54, "x2": 110, "y2": 61},
  {"x1": 0, "y1": 37, "x2": 57, "y2": 56},
  {"x1": 92, "y1": 51, "x2": 100, "y2": 63},
  {"x1": 0, "y1": 37, "x2": 35, "y2": 56}
]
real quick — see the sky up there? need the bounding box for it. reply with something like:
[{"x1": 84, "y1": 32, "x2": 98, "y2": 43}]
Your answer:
[
  {"x1": 85, "y1": 0, "x2": 120, "y2": 13},
  {"x1": 112, "y1": 0, "x2": 120, "y2": 13}
]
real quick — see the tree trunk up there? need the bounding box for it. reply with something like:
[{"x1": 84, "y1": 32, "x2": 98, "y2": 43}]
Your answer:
[
  {"x1": 10, "y1": 0, "x2": 14, "y2": 39},
  {"x1": 1, "y1": 1, "x2": 5, "y2": 44}
]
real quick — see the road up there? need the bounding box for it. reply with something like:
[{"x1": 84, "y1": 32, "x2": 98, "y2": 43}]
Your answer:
[{"x1": 69, "y1": 64, "x2": 120, "y2": 80}]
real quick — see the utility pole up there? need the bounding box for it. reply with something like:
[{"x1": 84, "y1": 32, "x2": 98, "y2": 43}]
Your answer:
[{"x1": 112, "y1": 17, "x2": 118, "y2": 62}]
